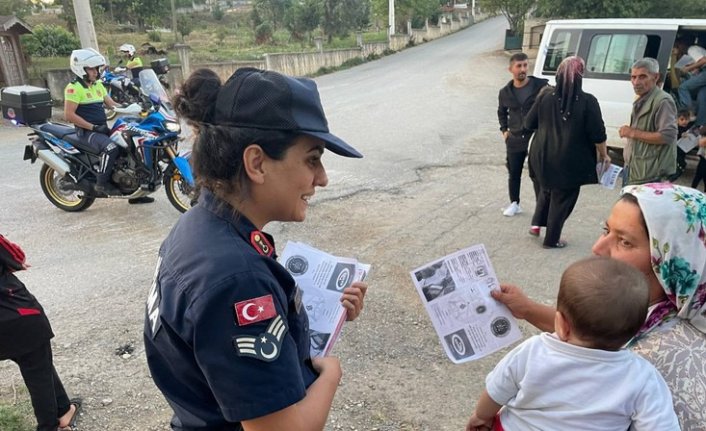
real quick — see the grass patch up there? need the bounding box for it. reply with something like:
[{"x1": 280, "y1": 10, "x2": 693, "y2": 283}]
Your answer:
[
  {"x1": 23, "y1": 12, "x2": 387, "y2": 70},
  {"x1": 0, "y1": 398, "x2": 34, "y2": 431}
]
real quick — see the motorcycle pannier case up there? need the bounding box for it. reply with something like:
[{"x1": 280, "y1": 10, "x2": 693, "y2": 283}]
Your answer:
[
  {"x1": 150, "y1": 58, "x2": 169, "y2": 74},
  {"x1": 1, "y1": 86, "x2": 52, "y2": 125}
]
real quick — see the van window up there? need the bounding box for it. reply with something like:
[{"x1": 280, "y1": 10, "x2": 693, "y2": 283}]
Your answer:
[
  {"x1": 586, "y1": 34, "x2": 661, "y2": 75},
  {"x1": 542, "y1": 30, "x2": 580, "y2": 74}
]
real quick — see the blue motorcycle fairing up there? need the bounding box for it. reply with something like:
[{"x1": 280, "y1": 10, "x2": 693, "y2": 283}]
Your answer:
[{"x1": 172, "y1": 155, "x2": 195, "y2": 186}]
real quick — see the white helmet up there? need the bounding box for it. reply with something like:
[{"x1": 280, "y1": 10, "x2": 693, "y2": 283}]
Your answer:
[
  {"x1": 119, "y1": 43, "x2": 136, "y2": 56},
  {"x1": 69, "y1": 48, "x2": 106, "y2": 79}
]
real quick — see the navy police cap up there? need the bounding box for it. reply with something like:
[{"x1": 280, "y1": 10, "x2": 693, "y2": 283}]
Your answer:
[{"x1": 213, "y1": 68, "x2": 363, "y2": 158}]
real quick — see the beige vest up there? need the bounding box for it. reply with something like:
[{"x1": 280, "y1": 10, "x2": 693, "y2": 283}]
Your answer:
[{"x1": 626, "y1": 88, "x2": 676, "y2": 185}]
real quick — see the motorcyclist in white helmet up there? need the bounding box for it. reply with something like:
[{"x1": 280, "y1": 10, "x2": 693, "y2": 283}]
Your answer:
[
  {"x1": 64, "y1": 48, "x2": 153, "y2": 204},
  {"x1": 119, "y1": 43, "x2": 143, "y2": 81}
]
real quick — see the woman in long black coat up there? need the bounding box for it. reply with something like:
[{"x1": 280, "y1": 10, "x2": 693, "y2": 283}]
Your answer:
[{"x1": 525, "y1": 56, "x2": 610, "y2": 248}]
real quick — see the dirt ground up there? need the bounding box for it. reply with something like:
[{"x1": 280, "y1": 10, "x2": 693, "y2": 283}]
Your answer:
[{"x1": 1, "y1": 143, "x2": 647, "y2": 430}]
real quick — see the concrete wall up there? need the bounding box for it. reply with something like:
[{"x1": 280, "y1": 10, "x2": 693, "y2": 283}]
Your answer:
[
  {"x1": 45, "y1": 69, "x2": 75, "y2": 105},
  {"x1": 523, "y1": 19, "x2": 546, "y2": 59},
  {"x1": 265, "y1": 48, "x2": 362, "y2": 77},
  {"x1": 361, "y1": 42, "x2": 388, "y2": 58}
]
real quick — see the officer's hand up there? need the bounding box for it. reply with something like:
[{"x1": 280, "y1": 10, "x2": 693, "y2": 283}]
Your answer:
[
  {"x1": 92, "y1": 124, "x2": 110, "y2": 135},
  {"x1": 341, "y1": 281, "x2": 368, "y2": 321},
  {"x1": 311, "y1": 356, "x2": 342, "y2": 383}
]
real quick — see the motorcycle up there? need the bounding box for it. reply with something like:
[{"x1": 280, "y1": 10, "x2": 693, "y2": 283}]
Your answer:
[
  {"x1": 103, "y1": 58, "x2": 171, "y2": 120},
  {"x1": 22, "y1": 69, "x2": 197, "y2": 213},
  {"x1": 101, "y1": 62, "x2": 141, "y2": 121}
]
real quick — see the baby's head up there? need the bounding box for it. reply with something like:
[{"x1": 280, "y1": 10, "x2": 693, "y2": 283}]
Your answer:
[
  {"x1": 677, "y1": 109, "x2": 691, "y2": 128},
  {"x1": 556, "y1": 256, "x2": 649, "y2": 350}
]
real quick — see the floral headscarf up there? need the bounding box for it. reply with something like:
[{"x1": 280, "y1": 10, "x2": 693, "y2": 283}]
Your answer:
[{"x1": 622, "y1": 183, "x2": 706, "y2": 339}]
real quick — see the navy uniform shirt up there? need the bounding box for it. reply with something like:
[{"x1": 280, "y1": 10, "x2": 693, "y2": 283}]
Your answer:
[{"x1": 144, "y1": 189, "x2": 317, "y2": 430}]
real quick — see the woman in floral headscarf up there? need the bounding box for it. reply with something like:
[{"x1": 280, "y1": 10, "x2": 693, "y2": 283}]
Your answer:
[
  {"x1": 492, "y1": 183, "x2": 706, "y2": 428},
  {"x1": 525, "y1": 56, "x2": 610, "y2": 249}
]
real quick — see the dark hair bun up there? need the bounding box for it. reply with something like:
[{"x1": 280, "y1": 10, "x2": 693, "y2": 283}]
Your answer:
[{"x1": 174, "y1": 68, "x2": 222, "y2": 123}]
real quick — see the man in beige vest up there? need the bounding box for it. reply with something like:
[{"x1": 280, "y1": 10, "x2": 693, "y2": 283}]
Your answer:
[{"x1": 619, "y1": 58, "x2": 678, "y2": 185}]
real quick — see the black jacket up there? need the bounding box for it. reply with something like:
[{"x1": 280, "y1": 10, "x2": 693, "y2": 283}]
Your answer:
[
  {"x1": 497, "y1": 76, "x2": 549, "y2": 151},
  {"x1": 0, "y1": 271, "x2": 53, "y2": 359}
]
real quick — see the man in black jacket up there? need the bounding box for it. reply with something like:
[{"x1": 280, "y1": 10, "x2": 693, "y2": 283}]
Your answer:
[{"x1": 497, "y1": 52, "x2": 548, "y2": 220}]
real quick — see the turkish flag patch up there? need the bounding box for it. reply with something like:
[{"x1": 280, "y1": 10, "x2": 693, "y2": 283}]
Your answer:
[
  {"x1": 66, "y1": 88, "x2": 75, "y2": 94},
  {"x1": 234, "y1": 294, "x2": 277, "y2": 326}
]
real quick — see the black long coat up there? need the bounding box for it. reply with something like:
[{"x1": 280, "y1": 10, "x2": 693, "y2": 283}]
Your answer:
[{"x1": 525, "y1": 88, "x2": 607, "y2": 189}]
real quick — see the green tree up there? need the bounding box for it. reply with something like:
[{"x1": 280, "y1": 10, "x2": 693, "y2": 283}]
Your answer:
[
  {"x1": 534, "y1": 0, "x2": 644, "y2": 18},
  {"x1": 253, "y1": 0, "x2": 291, "y2": 30},
  {"x1": 479, "y1": 0, "x2": 535, "y2": 36},
  {"x1": 534, "y1": 0, "x2": 706, "y2": 19},
  {"x1": 284, "y1": 0, "x2": 322, "y2": 41},
  {"x1": 321, "y1": 0, "x2": 370, "y2": 42},
  {"x1": 21, "y1": 24, "x2": 80, "y2": 56},
  {"x1": 0, "y1": 0, "x2": 31, "y2": 17},
  {"x1": 177, "y1": 13, "x2": 193, "y2": 40}
]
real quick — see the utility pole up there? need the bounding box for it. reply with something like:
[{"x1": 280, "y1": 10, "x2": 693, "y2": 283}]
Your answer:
[
  {"x1": 388, "y1": 0, "x2": 395, "y2": 36},
  {"x1": 171, "y1": 0, "x2": 178, "y2": 43},
  {"x1": 72, "y1": 0, "x2": 99, "y2": 51}
]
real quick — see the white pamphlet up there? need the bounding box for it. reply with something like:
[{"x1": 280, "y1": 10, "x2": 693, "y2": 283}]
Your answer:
[
  {"x1": 279, "y1": 241, "x2": 370, "y2": 358},
  {"x1": 409, "y1": 244, "x2": 522, "y2": 364},
  {"x1": 678, "y1": 132, "x2": 700, "y2": 154},
  {"x1": 597, "y1": 163, "x2": 623, "y2": 190}
]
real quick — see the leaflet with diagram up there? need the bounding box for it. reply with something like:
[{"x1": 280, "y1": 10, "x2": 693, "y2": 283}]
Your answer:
[
  {"x1": 597, "y1": 162, "x2": 623, "y2": 190},
  {"x1": 279, "y1": 241, "x2": 370, "y2": 358},
  {"x1": 410, "y1": 244, "x2": 522, "y2": 364}
]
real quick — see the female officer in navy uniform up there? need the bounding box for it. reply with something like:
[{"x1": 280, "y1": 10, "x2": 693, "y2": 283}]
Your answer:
[{"x1": 143, "y1": 67, "x2": 368, "y2": 431}]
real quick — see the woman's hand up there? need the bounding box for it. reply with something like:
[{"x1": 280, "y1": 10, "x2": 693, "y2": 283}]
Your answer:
[
  {"x1": 491, "y1": 284, "x2": 533, "y2": 320},
  {"x1": 341, "y1": 281, "x2": 368, "y2": 321},
  {"x1": 492, "y1": 284, "x2": 557, "y2": 332}
]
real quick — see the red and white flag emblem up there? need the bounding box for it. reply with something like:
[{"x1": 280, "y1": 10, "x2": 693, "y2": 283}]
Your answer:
[{"x1": 234, "y1": 294, "x2": 277, "y2": 326}]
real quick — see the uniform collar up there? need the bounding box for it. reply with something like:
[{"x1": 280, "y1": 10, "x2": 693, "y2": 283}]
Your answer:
[{"x1": 199, "y1": 188, "x2": 277, "y2": 258}]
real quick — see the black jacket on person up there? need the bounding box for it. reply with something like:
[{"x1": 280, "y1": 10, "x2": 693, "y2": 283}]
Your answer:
[
  {"x1": 525, "y1": 87, "x2": 607, "y2": 189},
  {"x1": 498, "y1": 76, "x2": 549, "y2": 152},
  {"x1": 0, "y1": 270, "x2": 53, "y2": 359}
]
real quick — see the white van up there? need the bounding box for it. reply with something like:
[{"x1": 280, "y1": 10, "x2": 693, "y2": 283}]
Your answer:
[{"x1": 534, "y1": 18, "x2": 706, "y2": 157}]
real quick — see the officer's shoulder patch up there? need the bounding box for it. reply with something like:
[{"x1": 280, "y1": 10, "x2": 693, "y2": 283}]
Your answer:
[
  {"x1": 233, "y1": 315, "x2": 287, "y2": 362},
  {"x1": 250, "y1": 231, "x2": 274, "y2": 257}
]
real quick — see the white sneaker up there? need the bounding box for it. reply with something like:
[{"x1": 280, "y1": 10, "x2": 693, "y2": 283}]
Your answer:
[{"x1": 503, "y1": 201, "x2": 521, "y2": 217}]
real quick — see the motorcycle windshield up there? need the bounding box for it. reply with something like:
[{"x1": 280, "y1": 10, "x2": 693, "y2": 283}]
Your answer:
[{"x1": 138, "y1": 69, "x2": 176, "y2": 118}]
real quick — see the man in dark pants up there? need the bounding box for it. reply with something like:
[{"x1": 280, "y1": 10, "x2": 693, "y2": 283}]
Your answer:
[
  {"x1": 497, "y1": 52, "x2": 548, "y2": 219},
  {"x1": 0, "y1": 234, "x2": 80, "y2": 431}
]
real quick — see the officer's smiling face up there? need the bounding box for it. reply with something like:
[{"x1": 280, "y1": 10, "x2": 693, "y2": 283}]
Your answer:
[{"x1": 263, "y1": 135, "x2": 328, "y2": 223}]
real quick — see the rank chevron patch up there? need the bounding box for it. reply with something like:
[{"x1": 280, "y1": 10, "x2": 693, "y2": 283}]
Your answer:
[{"x1": 233, "y1": 315, "x2": 288, "y2": 362}]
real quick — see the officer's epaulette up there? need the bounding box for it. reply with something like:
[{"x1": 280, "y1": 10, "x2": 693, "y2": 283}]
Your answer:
[
  {"x1": 250, "y1": 231, "x2": 274, "y2": 258},
  {"x1": 70, "y1": 77, "x2": 89, "y2": 88}
]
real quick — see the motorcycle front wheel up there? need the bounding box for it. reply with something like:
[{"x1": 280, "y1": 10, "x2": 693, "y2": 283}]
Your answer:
[
  {"x1": 165, "y1": 171, "x2": 197, "y2": 213},
  {"x1": 39, "y1": 164, "x2": 95, "y2": 212}
]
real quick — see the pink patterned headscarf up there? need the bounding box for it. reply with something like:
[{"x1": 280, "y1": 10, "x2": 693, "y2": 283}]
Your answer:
[
  {"x1": 622, "y1": 183, "x2": 706, "y2": 341},
  {"x1": 555, "y1": 56, "x2": 585, "y2": 121}
]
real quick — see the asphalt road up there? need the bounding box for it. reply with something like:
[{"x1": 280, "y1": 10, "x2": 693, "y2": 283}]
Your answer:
[{"x1": 1, "y1": 15, "x2": 687, "y2": 431}]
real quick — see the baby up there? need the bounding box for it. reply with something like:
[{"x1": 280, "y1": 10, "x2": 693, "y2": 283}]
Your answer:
[{"x1": 466, "y1": 256, "x2": 679, "y2": 431}]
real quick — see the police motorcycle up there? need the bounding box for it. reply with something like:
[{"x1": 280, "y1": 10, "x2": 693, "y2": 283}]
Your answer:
[
  {"x1": 101, "y1": 60, "x2": 140, "y2": 120},
  {"x1": 21, "y1": 69, "x2": 197, "y2": 213}
]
